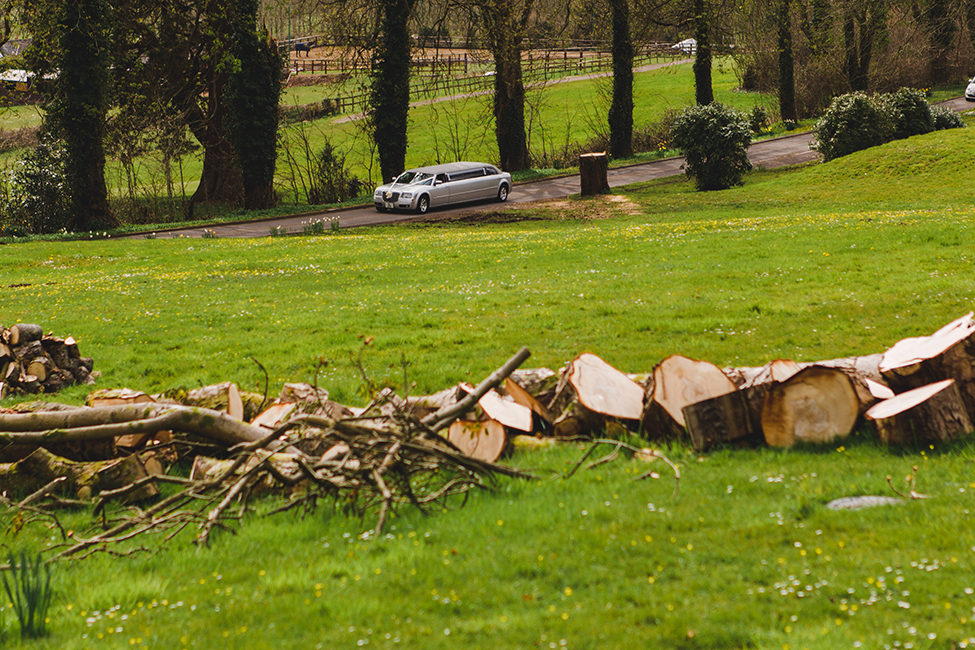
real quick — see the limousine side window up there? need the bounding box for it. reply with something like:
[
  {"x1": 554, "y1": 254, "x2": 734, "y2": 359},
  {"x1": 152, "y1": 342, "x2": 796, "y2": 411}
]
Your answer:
[
  {"x1": 447, "y1": 169, "x2": 486, "y2": 182},
  {"x1": 435, "y1": 173, "x2": 447, "y2": 185}
]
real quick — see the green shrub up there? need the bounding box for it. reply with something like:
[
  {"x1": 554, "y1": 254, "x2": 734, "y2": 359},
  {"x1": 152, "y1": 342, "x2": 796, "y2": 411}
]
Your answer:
[
  {"x1": 3, "y1": 551, "x2": 53, "y2": 639},
  {"x1": 747, "y1": 105, "x2": 769, "y2": 134},
  {"x1": 932, "y1": 105, "x2": 966, "y2": 130},
  {"x1": 670, "y1": 103, "x2": 753, "y2": 191},
  {"x1": 308, "y1": 140, "x2": 363, "y2": 205},
  {"x1": 0, "y1": 139, "x2": 71, "y2": 235},
  {"x1": 811, "y1": 92, "x2": 894, "y2": 162},
  {"x1": 885, "y1": 87, "x2": 934, "y2": 140}
]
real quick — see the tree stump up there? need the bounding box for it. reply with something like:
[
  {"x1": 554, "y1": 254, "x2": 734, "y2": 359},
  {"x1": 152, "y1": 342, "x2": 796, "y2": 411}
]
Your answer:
[
  {"x1": 879, "y1": 312, "x2": 975, "y2": 421},
  {"x1": 682, "y1": 389, "x2": 755, "y2": 452},
  {"x1": 865, "y1": 378, "x2": 973, "y2": 446},
  {"x1": 579, "y1": 152, "x2": 610, "y2": 196},
  {"x1": 446, "y1": 419, "x2": 506, "y2": 462},
  {"x1": 642, "y1": 355, "x2": 738, "y2": 440}
]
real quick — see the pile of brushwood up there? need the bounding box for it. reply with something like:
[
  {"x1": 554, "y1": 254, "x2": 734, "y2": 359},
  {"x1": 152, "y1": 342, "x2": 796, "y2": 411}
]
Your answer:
[{"x1": 3, "y1": 310, "x2": 972, "y2": 558}]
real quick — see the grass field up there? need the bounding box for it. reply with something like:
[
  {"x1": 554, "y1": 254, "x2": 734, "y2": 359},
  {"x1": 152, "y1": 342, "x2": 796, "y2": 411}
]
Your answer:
[{"x1": 1, "y1": 120, "x2": 975, "y2": 648}]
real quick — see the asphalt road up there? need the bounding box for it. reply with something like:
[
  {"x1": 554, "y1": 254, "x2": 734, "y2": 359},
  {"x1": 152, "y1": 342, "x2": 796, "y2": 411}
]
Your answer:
[{"x1": 133, "y1": 97, "x2": 971, "y2": 240}]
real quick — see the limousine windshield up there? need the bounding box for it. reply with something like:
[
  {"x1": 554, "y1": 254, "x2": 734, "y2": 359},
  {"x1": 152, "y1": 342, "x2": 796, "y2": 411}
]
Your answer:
[{"x1": 394, "y1": 171, "x2": 434, "y2": 185}]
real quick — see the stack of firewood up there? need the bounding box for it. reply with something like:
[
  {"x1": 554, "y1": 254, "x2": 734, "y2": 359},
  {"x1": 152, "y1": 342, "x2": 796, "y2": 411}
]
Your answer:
[{"x1": 0, "y1": 323, "x2": 95, "y2": 398}]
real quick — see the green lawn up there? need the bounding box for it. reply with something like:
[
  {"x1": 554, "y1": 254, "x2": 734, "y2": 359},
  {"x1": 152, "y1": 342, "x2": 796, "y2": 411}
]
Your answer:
[{"x1": 1, "y1": 120, "x2": 975, "y2": 648}]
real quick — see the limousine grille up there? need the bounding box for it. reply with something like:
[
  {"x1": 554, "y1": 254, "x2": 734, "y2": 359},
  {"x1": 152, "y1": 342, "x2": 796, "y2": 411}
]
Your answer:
[{"x1": 382, "y1": 191, "x2": 400, "y2": 202}]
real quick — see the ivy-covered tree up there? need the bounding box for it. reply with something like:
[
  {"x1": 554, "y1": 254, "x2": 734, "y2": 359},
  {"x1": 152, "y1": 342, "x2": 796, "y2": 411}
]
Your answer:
[
  {"x1": 226, "y1": 0, "x2": 284, "y2": 209},
  {"x1": 369, "y1": 0, "x2": 416, "y2": 182},
  {"x1": 32, "y1": 0, "x2": 118, "y2": 230},
  {"x1": 608, "y1": 0, "x2": 633, "y2": 158},
  {"x1": 481, "y1": 0, "x2": 532, "y2": 171}
]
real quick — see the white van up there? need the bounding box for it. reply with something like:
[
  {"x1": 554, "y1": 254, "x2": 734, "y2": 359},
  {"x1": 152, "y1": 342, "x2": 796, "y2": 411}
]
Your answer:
[{"x1": 374, "y1": 162, "x2": 512, "y2": 213}]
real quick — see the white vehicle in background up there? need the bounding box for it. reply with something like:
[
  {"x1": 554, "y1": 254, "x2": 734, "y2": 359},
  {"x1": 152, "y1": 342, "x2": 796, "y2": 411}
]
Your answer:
[
  {"x1": 374, "y1": 162, "x2": 512, "y2": 213},
  {"x1": 966, "y1": 76, "x2": 975, "y2": 101}
]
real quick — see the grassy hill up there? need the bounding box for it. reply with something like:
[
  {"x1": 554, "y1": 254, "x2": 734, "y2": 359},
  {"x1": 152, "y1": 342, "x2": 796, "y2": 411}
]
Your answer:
[{"x1": 2, "y1": 123, "x2": 975, "y2": 648}]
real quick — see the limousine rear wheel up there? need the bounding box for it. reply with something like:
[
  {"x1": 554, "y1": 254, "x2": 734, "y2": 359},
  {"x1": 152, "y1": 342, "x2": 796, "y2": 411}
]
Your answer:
[
  {"x1": 416, "y1": 195, "x2": 430, "y2": 214},
  {"x1": 498, "y1": 184, "x2": 509, "y2": 202}
]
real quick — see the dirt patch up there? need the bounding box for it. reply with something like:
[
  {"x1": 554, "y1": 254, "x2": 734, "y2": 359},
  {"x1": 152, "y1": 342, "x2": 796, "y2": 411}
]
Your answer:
[
  {"x1": 286, "y1": 73, "x2": 351, "y2": 87},
  {"x1": 409, "y1": 194, "x2": 643, "y2": 226}
]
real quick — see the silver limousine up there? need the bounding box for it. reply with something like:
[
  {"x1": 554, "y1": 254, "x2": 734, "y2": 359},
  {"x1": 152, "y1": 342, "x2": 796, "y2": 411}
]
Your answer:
[{"x1": 373, "y1": 162, "x2": 512, "y2": 213}]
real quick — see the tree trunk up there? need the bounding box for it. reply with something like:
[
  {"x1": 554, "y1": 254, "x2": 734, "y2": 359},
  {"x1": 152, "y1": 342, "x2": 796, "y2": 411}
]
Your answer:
[
  {"x1": 608, "y1": 0, "x2": 633, "y2": 158},
  {"x1": 548, "y1": 353, "x2": 644, "y2": 438},
  {"x1": 370, "y1": 0, "x2": 415, "y2": 183},
  {"x1": 692, "y1": 0, "x2": 713, "y2": 105},
  {"x1": 188, "y1": 71, "x2": 244, "y2": 206},
  {"x1": 484, "y1": 0, "x2": 532, "y2": 172},
  {"x1": 761, "y1": 367, "x2": 859, "y2": 447},
  {"x1": 642, "y1": 355, "x2": 737, "y2": 439},
  {"x1": 777, "y1": 0, "x2": 797, "y2": 123},
  {"x1": 447, "y1": 419, "x2": 507, "y2": 462},
  {"x1": 925, "y1": 0, "x2": 956, "y2": 85},
  {"x1": 865, "y1": 379, "x2": 973, "y2": 446}
]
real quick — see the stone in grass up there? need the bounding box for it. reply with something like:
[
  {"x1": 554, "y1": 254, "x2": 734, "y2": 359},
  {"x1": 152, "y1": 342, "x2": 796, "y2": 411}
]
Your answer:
[{"x1": 825, "y1": 496, "x2": 904, "y2": 510}]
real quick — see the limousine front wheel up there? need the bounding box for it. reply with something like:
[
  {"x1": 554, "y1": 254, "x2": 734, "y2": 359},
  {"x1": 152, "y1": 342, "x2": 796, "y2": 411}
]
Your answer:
[
  {"x1": 416, "y1": 195, "x2": 430, "y2": 214},
  {"x1": 498, "y1": 184, "x2": 509, "y2": 202}
]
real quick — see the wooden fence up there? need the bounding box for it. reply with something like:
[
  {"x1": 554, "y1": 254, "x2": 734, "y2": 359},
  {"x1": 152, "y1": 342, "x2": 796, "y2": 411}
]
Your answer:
[{"x1": 291, "y1": 47, "x2": 686, "y2": 116}]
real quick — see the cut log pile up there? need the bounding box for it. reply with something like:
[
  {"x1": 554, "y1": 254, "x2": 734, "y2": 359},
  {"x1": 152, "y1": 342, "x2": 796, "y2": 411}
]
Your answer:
[
  {"x1": 0, "y1": 323, "x2": 96, "y2": 398},
  {"x1": 4, "y1": 312, "x2": 975, "y2": 553}
]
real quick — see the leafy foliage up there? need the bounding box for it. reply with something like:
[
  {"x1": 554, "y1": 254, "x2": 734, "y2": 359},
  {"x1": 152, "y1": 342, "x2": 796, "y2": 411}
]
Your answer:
[
  {"x1": 747, "y1": 105, "x2": 769, "y2": 134},
  {"x1": 811, "y1": 92, "x2": 894, "y2": 162},
  {"x1": 2, "y1": 550, "x2": 53, "y2": 639},
  {"x1": 886, "y1": 87, "x2": 934, "y2": 140},
  {"x1": 0, "y1": 139, "x2": 71, "y2": 235},
  {"x1": 225, "y1": 0, "x2": 284, "y2": 210},
  {"x1": 932, "y1": 105, "x2": 966, "y2": 130},
  {"x1": 308, "y1": 140, "x2": 363, "y2": 205},
  {"x1": 670, "y1": 103, "x2": 753, "y2": 190}
]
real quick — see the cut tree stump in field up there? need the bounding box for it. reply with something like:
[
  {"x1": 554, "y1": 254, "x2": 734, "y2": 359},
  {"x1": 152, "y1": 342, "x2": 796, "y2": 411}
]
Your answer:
[
  {"x1": 865, "y1": 379, "x2": 973, "y2": 446},
  {"x1": 579, "y1": 153, "x2": 609, "y2": 195},
  {"x1": 446, "y1": 419, "x2": 506, "y2": 462},
  {"x1": 642, "y1": 355, "x2": 738, "y2": 440},
  {"x1": 880, "y1": 312, "x2": 975, "y2": 420},
  {"x1": 186, "y1": 382, "x2": 244, "y2": 420},
  {"x1": 548, "y1": 353, "x2": 643, "y2": 437},
  {"x1": 761, "y1": 366, "x2": 859, "y2": 447}
]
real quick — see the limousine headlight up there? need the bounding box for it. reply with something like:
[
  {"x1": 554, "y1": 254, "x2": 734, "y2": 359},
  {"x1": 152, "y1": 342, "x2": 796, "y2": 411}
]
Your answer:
[{"x1": 400, "y1": 192, "x2": 414, "y2": 199}]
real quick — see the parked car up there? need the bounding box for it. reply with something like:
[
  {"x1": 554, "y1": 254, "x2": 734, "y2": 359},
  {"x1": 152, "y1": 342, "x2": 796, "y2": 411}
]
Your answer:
[
  {"x1": 967, "y1": 76, "x2": 975, "y2": 101},
  {"x1": 373, "y1": 162, "x2": 511, "y2": 213}
]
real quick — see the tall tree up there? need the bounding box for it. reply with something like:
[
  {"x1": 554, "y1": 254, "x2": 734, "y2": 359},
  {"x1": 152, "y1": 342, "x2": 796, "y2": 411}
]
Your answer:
[
  {"x1": 608, "y1": 0, "x2": 634, "y2": 157},
  {"x1": 777, "y1": 0, "x2": 797, "y2": 122},
  {"x1": 691, "y1": 0, "x2": 713, "y2": 104},
  {"x1": 369, "y1": 0, "x2": 416, "y2": 182},
  {"x1": 226, "y1": 0, "x2": 284, "y2": 209},
  {"x1": 40, "y1": 0, "x2": 118, "y2": 230},
  {"x1": 840, "y1": 0, "x2": 885, "y2": 91},
  {"x1": 481, "y1": 0, "x2": 532, "y2": 171}
]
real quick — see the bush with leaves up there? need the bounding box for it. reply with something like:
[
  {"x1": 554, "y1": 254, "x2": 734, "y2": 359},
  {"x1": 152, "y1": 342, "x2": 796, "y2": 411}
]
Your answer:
[
  {"x1": 932, "y1": 105, "x2": 966, "y2": 131},
  {"x1": 670, "y1": 103, "x2": 753, "y2": 191},
  {"x1": 748, "y1": 105, "x2": 769, "y2": 135},
  {"x1": 308, "y1": 141, "x2": 363, "y2": 205},
  {"x1": 811, "y1": 92, "x2": 896, "y2": 162},
  {"x1": 0, "y1": 139, "x2": 71, "y2": 236},
  {"x1": 885, "y1": 88, "x2": 934, "y2": 140}
]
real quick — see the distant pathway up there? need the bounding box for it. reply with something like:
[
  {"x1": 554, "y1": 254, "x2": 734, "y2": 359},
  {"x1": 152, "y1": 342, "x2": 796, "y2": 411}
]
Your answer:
[{"x1": 124, "y1": 97, "x2": 971, "y2": 240}]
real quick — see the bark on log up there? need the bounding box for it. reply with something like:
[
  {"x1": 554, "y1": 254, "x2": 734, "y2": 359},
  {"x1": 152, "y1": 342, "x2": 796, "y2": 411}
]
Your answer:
[
  {"x1": 9, "y1": 324, "x2": 42, "y2": 346},
  {"x1": 26, "y1": 357, "x2": 52, "y2": 383},
  {"x1": 186, "y1": 382, "x2": 244, "y2": 420},
  {"x1": 682, "y1": 389, "x2": 756, "y2": 452},
  {"x1": 579, "y1": 152, "x2": 610, "y2": 195},
  {"x1": 865, "y1": 379, "x2": 973, "y2": 446},
  {"x1": 880, "y1": 312, "x2": 975, "y2": 420},
  {"x1": 642, "y1": 355, "x2": 738, "y2": 440},
  {"x1": 0, "y1": 404, "x2": 268, "y2": 447},
  {"x1": 548, "y1": 353, "x2": 643, "y2": 437},
  {"x1": 761, "y1": 367, "x2": 859, "y2": 447},
  {"x1": 2, "y1": 448, "x2": 157, "y2": 501}
]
